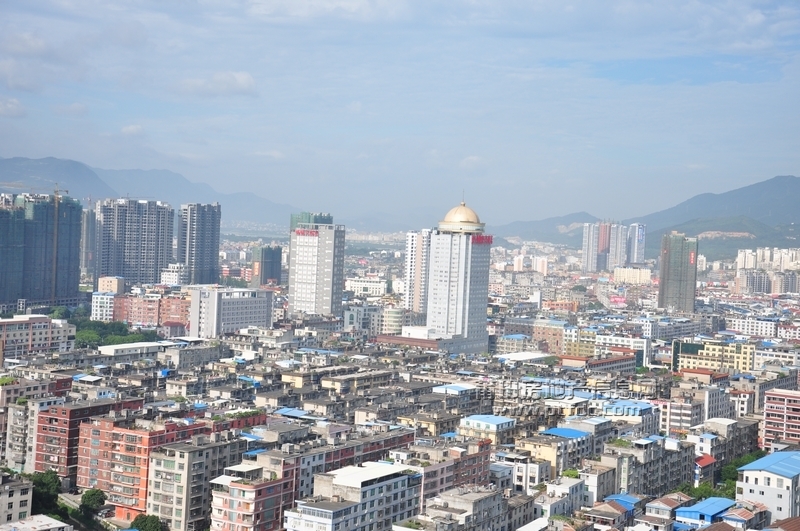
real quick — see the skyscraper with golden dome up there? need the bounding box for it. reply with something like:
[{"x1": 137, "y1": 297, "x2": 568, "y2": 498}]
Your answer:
[{"x1": 424, "y1": 202, "x2": 491, "y2": 354}]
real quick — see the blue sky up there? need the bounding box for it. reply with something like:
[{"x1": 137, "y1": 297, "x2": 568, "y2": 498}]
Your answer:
[{"x1": 1, "y1": 0, "x2": 799, "y2": 227}]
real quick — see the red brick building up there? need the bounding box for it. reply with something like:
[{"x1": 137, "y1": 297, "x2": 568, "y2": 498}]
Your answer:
[{"x1": 34, "y1": 397, "x2": 144, "y2": 487}]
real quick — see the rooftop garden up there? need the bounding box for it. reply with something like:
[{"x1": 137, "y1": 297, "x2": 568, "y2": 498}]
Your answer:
[{"x1": 608, "y1": 438, "x2": 632, "y2": 448}]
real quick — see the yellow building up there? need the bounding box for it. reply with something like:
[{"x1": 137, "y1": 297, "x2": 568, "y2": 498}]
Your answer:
[{"x1": 676, "y1": 340, "x2": 755, "y2": 372}]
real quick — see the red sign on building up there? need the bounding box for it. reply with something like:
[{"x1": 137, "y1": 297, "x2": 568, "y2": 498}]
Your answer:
[
  {"x1": 471, "y1": 234, "x2": 493, "y2": 245},
  {"x1": 295, "y1": 229, "x2": 319, "y2": 237}
]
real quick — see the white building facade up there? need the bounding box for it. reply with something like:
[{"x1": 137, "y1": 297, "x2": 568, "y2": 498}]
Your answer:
[
  {"x1": 403, "y1": 229, "x2": 432, "y2": 314},
  {"x1": 188, "y1": 286, "x2": 273, "y2": 338},
  {"x1": 425, "y1": 202, "x2": 491, "y2": 355},
  {"x1": 288, "y1": 223, "x2": 345, "y2": 316}
]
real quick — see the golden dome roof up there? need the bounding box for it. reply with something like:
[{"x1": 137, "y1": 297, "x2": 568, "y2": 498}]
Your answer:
[{"x1": 442, "y1": 202, "x2": 481, "y2": 224}]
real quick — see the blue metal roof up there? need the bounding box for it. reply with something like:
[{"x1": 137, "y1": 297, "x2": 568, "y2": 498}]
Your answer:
[
  {"x1": 738, "y1": 451, "x2": 800, "y2": 477},
  {"x1": 440, "y1": 432, "x2": 457, "y2": 438},
  {"x1": 542, "y1": 427, "x2": 590, "y2": 439},
  {"x1": 700, "y1": 433, "x2": 718, "y2": 440},
  {"x1": 244, "y1": 448, "x2": 267, "y2": 456},
  {"x1": 502, "y1": 334, "x2": 530, "y2": 340},
  {"x1": 240, "y1": 432, "x2": 262, "y2": 441},
  {"x1": 605, "y1": 493, "x2": 640, "y2": 510},
  {"x1": 464, "y1": 414, "x2": 514, "y2": 425},
  {"x1": 274, "y1": 407, "x2": 308, "y2": 418},
  {"x1": 676, "y1": 497, "x2": 735, "y2": 518}
]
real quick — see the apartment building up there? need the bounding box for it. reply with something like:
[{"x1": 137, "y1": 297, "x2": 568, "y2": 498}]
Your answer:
[
  {"x1": 457, "y1": 415, "x2": 516, "y2": 445},
  {"x1": 76, "y1": 411, "x2": 210, "y2": 521},
  {"x1": 762, "y1": 389, "x2": 800, "y2": 449},
  {"x1": 388, "y1": 437, "x2": 492, "y2": 503},
  {"x1": 210, "y1": 462, "x2": 288, "y2": 531},
  {"x1": 284, "y1": 462, "x2": 422, "y2": 531},
  {"x1": 686, "y1": 418, "x2": 759, "y2": 470},
  {"x1": 675, "y1": 340, "x2": 755, "y2": 372},
  {"x1": 7, "y1": 396, "x2": 66, "y2": 473},
  {"x1": 0, "y1": 314, "x2": 76, "y2": 360},
  {"x1": 148, "y1": 432, "x2": 247, "y2": 531},
  {"x1": 0, "y1": 376, "x2": 72, "y2": 464},
  {"x1": 726, "y1": 318, "x2": 779, "y2": 338},
  {"x1": 0, "y1": 474, "x2": 33, "y2": 523},
  {"x1": 492, "y1": 450, "x2": 552, "y2": 496},
  {"x1": 587, "y1": 436, "x2": 694, "y2": 497},
  {"x1": 33, "y1": 397, "x2": 145, "y2": 487},
  {"x1": 731, "y1": 370, "x2": 799, "y2": 412},
  {"x1": 398, "y1": 486, "x2": 508, "y2": 531},
  {"x1": 516, "y1": 429, "x2": 593, "y2": 475},
  {"x1": 737, "y1": 452, "x2": 800, "y2": 524}
]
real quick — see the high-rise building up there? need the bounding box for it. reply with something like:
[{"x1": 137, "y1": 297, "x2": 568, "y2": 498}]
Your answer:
[
  {"x1": 0, "y1": 193, "x2": 82, "y2": 310},
  {"x1": 627, "y1": 223, "x2": 646, "y2": 264},
  {"x1": 177, "y1": 203, "x2": 221, "y2": 285},
  {"x1": 425, "y1": 202, "x2": 491, "y2": 355},
  {"x1": 607, "y1": 224, "x2": 628, "y2": 271},
  {"x1": 582, "y1": 221, "x2": 634, "y2": 272},
  {"x1": 80, "y1": 207, "x2": 96, "y2": 278},
  {"x1": 289, "y1": 211, "x2": 333, "y2": 231},
  {"x1": 95, "y1": 199, "x2": 174, "y2": 286},
  {"x1": 581, "y1": 223, "x2": 599, "y2": 273},
  {"x1": 403, "y1": 229, "x2": 432, "y2": 313},
  {"x1": 658, "y1": 231, "x2": 699, "y2": 313},
  {"x1": 288, "y1": 220, "x2": 345, "y2": 316},
  {"x1": 251, "y1": 246, "x2": 282, "y2": 287}
]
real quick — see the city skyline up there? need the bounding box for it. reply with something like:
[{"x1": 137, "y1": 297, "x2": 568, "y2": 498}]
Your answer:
[{"x1": 1, "y1": 2, "x2": 799, "y2": 225}]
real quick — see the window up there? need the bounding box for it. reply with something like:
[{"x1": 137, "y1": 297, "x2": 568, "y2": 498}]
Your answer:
[
  {"x1": 20, "y1": 489, "x2": 28, "y2": 496},
  {"x1": 17, "y1": 512, "x2": 26, "y2": 520},
  {"x1": 6, "y1": 515, "x2": 11, "y2": 522},
  {"x1": 8, "y1": 503, "x2": 13, "y2": 510},
  {"x1": 19, "y1": 501, "x2": 27, "y2": 508}
]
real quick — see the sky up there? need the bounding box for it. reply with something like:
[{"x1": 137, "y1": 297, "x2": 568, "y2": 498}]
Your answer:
[{"x1": 1, "y1": 1, "x2": 800, "y2": 227}]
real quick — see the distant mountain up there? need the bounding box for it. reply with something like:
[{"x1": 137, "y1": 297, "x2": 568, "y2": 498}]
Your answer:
[
  {"x1": 0, "y1": 157, "x2": 118, "y2": 200},
  {"x1": 92, "y1": 168, "x2": 297, "y2": 225},
  {"x1": 0, "y1": 157, "x2": 300, "y2": 225},
  {"x1": 643, "y1": 215, "x2": 800, "y2": 260},
  {"x1": 625, "y1": 175, "x2": 800, "y2": 230},
  {"x1": 489, "y1": 212, "x2": 599, "y2": 245}
]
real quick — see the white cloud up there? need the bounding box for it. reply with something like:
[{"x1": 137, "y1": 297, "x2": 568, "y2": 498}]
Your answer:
[
  {"x1": 181, "y1": 71, "x2": 257, "y2": 97},
  {"x1": 54, "y1": 103, "x2": 88, "y2": 116},
  {"x1": 0, "y1": 96, "x2": 25, "y2": 118},
  {"x1": 121, "y1": 124, "x2": 143, "y2": 135},
  {"x1": 247, "y1": 0, "x2": 406, "y2": 19},
  {"x1": 347, "y1": 101, "x2": 362, "y2": 113},
  {"x1": 459, "y1": 155, "x2": 483, "y2": 169},
  {"x1": 255, "y1": 149, "x2": 285, "y2": 159}
]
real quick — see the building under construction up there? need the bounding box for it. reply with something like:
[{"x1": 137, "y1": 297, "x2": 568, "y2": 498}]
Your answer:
[{"x1": 0, "y1": 193, "x2": 82, "y2": 312}]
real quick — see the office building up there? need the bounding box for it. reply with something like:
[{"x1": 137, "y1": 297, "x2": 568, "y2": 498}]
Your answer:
[
  {"x1": 425, "y1": 202, "x2": 491, "y2": 354},
  {"x1": 251, "y1": 246, "x2": 282, "y2": 287},
  {"x1": 658, "y1": 231, "x2": 699, "y2": 313},
  {"x1": 607, "y1": 223, "x2": 628, "y2": 271},
  {"x1": 187, "y1": 286, "x2": 273, "y2": 338},
  {"x1": 628, "y1": 223, "x2": 646, "y2": 264},
  {"x1": 177, "y1": 203, "x2": 221, "y2": 285},
  {"x1": 95, "y1": 199, "x2": 174, "y2": 286},
  {"x1": 288, "y1": 220, "x2": 345, "y2": 316},
  {"x1": 404, "y1": 229, "x2": 432, "y2": 313},
  {"x1": 582, "y1": 222, "x2": 599, "y2": 273},
  {"x1": 80, "y1": 207, "x2": 96, "y2": 278},
  {"x1": 0, "y1": 193, "x2": 82, "y2": 310},
  {"x1": 737, "y1": 452, "x2": 800, "y2": 524}
]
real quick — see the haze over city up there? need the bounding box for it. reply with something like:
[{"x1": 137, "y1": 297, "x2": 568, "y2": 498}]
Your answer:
[{"x1": 2, "y1": 1, "x2": 800, "y2": 225}]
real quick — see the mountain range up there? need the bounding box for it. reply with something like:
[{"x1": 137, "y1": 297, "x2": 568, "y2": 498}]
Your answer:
[
  {"x1": 1, "y1": 156, "x2": 798, "y2": 260},
  {"x1": 0, "y1": 157, "x2": 297, "y2": 226}
]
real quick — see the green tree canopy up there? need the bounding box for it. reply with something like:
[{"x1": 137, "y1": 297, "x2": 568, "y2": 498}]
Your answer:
[
  {"x1": 131, "y1": 514, "x2": 162, "y2": 531},
  {"x1": 75, "y1": 330, "x2": 101, "y2": 349},
  {"x1": 27, "y1": 470, "x2": 61, "y2": 515},
  {"x1": 49, "y1": 307, "x2": 71, "y2": 319},
  {"x1": 80, "y1": 488, "x2": 107, "y2": 515}
]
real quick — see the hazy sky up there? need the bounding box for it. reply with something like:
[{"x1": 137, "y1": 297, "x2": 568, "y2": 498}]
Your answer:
[{"x1": 1, "y1": 1, "x2": 799, "y2": 227}]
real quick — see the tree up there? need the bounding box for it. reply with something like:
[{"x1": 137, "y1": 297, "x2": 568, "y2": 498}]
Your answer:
[
  {"x1": 80, "y1": 489, "x2": 107, "y2": 515},
  {"x1": 75, "y1": 330, "x2": 101, "y2": 349},
  {"x1": 28, "y1": 470, "x2": 61, "y2": 515},
  {"x1": 131, "y1": 514, "x2": 163, "y2": 531},
  {"x1": 49, "y1": 306, "x2": 71, "y2": 319}
]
